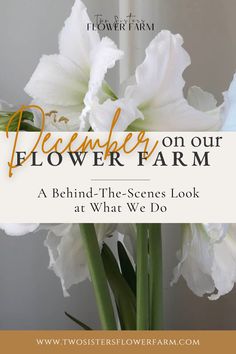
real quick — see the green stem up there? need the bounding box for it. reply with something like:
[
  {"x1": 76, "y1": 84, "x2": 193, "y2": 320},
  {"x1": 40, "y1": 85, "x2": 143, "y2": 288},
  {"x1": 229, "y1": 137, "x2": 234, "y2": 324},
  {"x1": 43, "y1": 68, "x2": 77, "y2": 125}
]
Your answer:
[
  {"x1": 149, "y1": 224, "x2": 163, "y2": 330},
  {"x1": 80, "y1": 224, "x2": 117, "y2": 330},
  {"x1": 136, "y1": 224, "x2": 149, "y2": 330}
]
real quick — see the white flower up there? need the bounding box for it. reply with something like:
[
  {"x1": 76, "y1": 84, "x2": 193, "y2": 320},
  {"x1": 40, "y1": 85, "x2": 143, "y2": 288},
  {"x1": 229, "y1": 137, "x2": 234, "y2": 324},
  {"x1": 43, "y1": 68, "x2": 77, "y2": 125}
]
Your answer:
[
  {"x1": 0, "y1": 223, "x2": 39, "y2": 236},
  {"x1": 172, "y1": 224, "x2": 236, "y2": 300},
  {"x1": 25, "y1": 0, "x2": 123, "y2": 131},
  {"x1": 43, "y1": 223, "x2": 117, "y2": 296},
  {"x1": 0, "y1": 222, "x2": 117, "y2": 296},
  {"x1": 89, "y1": 30, "x2": 224, "y2": 132},
  {"x1": 222, "y1": 74, "x2": 236, "y2": 131},
  {"x1": 0, "y1": 222, "x2": 139, "y2": 296}
]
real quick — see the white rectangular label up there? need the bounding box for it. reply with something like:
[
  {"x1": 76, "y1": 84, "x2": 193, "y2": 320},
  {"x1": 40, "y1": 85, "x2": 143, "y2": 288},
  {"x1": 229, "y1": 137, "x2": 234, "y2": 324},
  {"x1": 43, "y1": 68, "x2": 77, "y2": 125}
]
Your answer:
[{"x1": 0, "y1": 132, "x2": 235, "y2": 223}]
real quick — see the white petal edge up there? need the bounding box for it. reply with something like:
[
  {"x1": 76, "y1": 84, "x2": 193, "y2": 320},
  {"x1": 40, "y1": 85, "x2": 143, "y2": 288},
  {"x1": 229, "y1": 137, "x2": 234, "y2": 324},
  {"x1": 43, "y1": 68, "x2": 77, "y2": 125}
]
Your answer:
[
  {"x1": 222, "y1": 73, "x2": 236, "y2": 131},
  {"x1": 125, "y1": 30, "x2": 191, "y2": 107},
  {"x1": 59, "y1": 0, "x2": 100, "y2": 69},
  {"x1": 81, "y1": 37, "x2": 123, "y2": 129},
  {"x1": 187, "y1": 86, "x2": 218, "y2": 112},
  {"x1": 0, "y1": 223, "x2": 39, "y2": 236},
  {"x1": 171, "y1": 224, "x2": 216, "y2": 297}
]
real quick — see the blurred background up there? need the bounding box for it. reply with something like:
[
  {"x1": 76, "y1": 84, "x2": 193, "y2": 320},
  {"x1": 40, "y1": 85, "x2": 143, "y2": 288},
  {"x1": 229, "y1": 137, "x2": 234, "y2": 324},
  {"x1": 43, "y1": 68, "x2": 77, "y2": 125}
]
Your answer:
[{"x1": 0, "y1": 0, "x2": 236, "y2": 329}]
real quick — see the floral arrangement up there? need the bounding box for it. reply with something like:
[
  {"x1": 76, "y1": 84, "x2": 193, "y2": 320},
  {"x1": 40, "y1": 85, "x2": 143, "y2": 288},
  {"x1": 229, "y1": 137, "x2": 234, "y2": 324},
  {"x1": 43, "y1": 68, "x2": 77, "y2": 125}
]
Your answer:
[{"x1": 1, "y1": 0, "x2": 236, "y2": 330}]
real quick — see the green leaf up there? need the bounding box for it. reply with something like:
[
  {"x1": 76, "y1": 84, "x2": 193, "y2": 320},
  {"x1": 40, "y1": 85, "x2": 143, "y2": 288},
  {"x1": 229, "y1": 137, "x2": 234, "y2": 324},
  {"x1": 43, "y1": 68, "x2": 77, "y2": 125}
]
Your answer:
[
  {"x1": 117, "y1": 241, "x2": 136, "y2": 295},
  {"x1": 64, "y1": 312, "x2": 92, "y2": 330},
  {"x1": 149, "y1": 224, "x2": 163, "y2": 330},
  {"x1": 136, "y1": 224, "x2": 149, "y2": 330},
  {"x1": 0, "y1": 113, "x2": 18, "y2": 131},
  {"x1": 0, "y1": 110, "x2": 37, "y2": 131},
  {"x1": 21, "y1": 111, "x2": 34, "y2": 122},
  {"x1": 80, "y1": 224, "x2": 117, "y2": 330},
  {"x1": 20, "y1": 122, "x2": 41, "y2": 131},
  {"x1": 101, "y1": 244, "x2": 136, "y2": 330}
]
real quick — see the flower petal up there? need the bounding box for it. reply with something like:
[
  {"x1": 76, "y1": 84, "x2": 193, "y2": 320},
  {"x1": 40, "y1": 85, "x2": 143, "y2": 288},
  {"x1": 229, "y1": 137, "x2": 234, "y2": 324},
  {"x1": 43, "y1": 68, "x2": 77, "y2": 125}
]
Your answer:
[
  {"x1": 59, "y1": 0, "x2": 100, "y2": 69},
  {"x1": 92, "y1": 30, "x2": 222, "y2": 132},
  {"x1": 44, "y1": 224, "x2": 88, "y2": 296},
  {"x1": 44, "y1": 223, "x2": 117, "y2": 296},
  {"x1": 31, "y1": 101, "x2": 83, "y2": 131},
  {"x1": 89, "y1": 98, "x2": 143, "y2": 132},
  {"x1": 81, "y1": 38, "x2": 123, "y2": 130},
  {"x1": 210, "y1": 232, "x2": 236, "y2": 300},
  {"x1": 96, "y1": 223, "x2": 117, "y2": 240},
  {"x1": 0, "y1": 223, "x2": 39, "y2": 236},
  {"x1": 125, "y1": 30, "x2": 190, "y2": 107},
  {"x1": 172, "y1": 223, "x2": 236, "y2": 300},
  {"x1": 171, "y1": 224, "x2": 216, "y2": 297},
  {"x1": 187, "y1": 86, "x2": 218, "y2": 112},
  {"x1": 25, "y1": 54, "x2": 88, "y2": 107},
  {"x1": 129, "y1": 98, "x2": 223, "y2": 131},
  {"x1": 84, "y1": 37, "x2": 123, "y2": 109},
  {"x1": 203, "y1": 223, "x2": 228, "y2": 243},
  {"x1": 222, "y1": 73, "x2": 236, "y2": 131}
]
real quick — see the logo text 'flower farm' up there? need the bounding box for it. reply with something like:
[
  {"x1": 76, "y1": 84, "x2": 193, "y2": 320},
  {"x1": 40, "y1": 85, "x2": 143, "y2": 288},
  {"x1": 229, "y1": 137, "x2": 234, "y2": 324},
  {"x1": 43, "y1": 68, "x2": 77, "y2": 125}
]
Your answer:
[{"x1": 87, "y1": 13, "x2": 155, "y2": 32}]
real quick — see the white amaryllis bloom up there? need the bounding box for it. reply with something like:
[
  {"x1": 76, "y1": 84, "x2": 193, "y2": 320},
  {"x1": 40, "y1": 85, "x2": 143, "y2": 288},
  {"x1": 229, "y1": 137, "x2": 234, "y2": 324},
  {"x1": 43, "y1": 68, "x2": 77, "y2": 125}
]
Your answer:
[
  {"x1": 89, "y1": 30, "x2": 224, "y2": 132},
  {"x1": 43, "y1": 223, "x2": 117, "y2": 296},
  {"x1": 0, "y1": 224, "x2": 39, "y2": 236},
  {"x1": 172, "y1": 224, "x2": 236, "y2": 300},
  {"x1": 222, "y1": 74, "x2": 236, "y2": 131},
  {"x1": 0, "y1": 223, "x2": 118, "y2": 296},
  {"x1": 24, "y1": 0, "x2": 123, "y2": 131}
]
